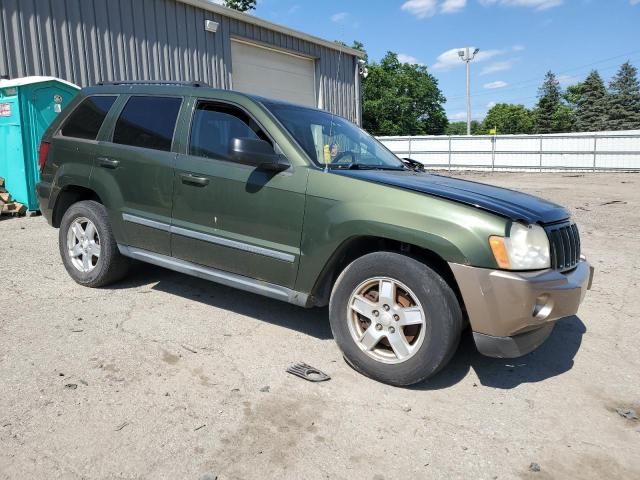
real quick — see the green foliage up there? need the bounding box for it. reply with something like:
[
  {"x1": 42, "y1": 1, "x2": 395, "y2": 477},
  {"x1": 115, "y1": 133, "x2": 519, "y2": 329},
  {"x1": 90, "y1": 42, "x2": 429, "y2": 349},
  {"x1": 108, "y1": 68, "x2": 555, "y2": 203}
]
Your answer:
[
  {"x1": 223, "y1": 0, "x2": 256, "y2": 12},
  {"x1": 534, "y1": 71, "x2": 563, "y2": 133},
  {"x1": 482, "y1": 103, "x2": 535, "y2": 134},
  {"x1": 607, "y1": 62, "x2": 640, "y2": 130},
  {"x1": 446, "y1": 121, "x2": 482, "y2": 135},
  {"x1": 362, "y1": 52, "x2": 448, "y2": 136},
  {"x1": 351, "y1": 41, "x2": 368, "y2": 64},
  {"x1": 552, "y1": 104, "x2": 575, "y2": 133},
  {"x1": 564, "y1": 82, "x2": 584, "y2": 109},
  {"x1": 575, "y1": 70, "x2": 609, "y2": 132}
]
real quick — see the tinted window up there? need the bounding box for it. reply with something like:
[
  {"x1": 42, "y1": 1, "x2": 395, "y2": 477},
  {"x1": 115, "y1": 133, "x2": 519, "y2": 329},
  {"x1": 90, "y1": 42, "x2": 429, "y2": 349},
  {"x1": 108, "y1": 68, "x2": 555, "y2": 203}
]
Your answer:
[
  {"x1": 113, "y1": 96, "x2": 182, "y2": 152},
  {"x1": 189, "y1": 102, "x2": 270, "y2": 160},
  {"x1": 60, "y1": 96, "x2": 117, "y2": 140}
]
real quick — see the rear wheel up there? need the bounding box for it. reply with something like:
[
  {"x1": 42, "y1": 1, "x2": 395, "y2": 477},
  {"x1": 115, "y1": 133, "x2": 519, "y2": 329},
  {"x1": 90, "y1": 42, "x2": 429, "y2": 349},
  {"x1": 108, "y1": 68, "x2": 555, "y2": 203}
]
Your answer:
[
  {"x1": 329, "y1": 252, "x2": 463, "y2": 386},
  {"x1": 59, "y1": 200, "x2": 129, "y2": 287}
]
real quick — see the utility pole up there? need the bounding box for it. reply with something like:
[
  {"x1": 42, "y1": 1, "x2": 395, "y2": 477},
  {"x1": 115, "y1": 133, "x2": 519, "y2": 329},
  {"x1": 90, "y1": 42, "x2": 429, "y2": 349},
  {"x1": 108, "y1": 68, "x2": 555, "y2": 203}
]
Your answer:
[{"x1": 458, "y1": 47, "x2": 480, "y2": 136}]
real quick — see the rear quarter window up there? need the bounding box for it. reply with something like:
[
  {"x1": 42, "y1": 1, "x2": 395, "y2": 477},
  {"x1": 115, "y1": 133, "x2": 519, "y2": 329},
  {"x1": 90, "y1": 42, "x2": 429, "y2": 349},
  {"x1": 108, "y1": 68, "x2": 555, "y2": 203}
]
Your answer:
[
  {"x1": 60, "y1": 95, "x2": 117, "y2": 140},
  {"x1": 113, "y1": 96, "x2": 182, "y2": 152}
]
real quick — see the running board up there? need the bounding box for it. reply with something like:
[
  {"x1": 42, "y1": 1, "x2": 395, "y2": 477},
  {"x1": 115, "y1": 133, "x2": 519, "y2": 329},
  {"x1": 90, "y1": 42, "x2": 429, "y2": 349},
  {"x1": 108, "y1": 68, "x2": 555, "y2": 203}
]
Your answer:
[{"x1": 117, "y1": 245, "x2": 310, "y2": 307}]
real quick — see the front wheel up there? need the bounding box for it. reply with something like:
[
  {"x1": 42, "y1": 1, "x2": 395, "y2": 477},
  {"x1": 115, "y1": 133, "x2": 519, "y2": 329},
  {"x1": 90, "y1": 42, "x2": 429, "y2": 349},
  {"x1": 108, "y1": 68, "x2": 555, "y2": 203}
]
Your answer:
[{"x1": 329, "y1": 252, "x2": 463, "y2": 386}]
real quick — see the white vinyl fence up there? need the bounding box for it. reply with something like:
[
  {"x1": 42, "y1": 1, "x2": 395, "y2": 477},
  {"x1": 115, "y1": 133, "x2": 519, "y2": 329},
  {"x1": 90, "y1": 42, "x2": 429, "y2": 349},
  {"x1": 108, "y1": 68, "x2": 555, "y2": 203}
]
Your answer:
[{"x1": 378, "y1": 131, "x2": 640, "y2": 171}]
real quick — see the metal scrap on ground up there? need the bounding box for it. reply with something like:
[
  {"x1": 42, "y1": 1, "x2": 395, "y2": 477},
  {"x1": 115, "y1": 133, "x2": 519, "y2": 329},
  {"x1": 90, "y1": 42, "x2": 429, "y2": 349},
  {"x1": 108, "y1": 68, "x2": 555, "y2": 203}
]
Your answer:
[{"x1": 286, "y1": 363, "x2": 331, "y2": 382}]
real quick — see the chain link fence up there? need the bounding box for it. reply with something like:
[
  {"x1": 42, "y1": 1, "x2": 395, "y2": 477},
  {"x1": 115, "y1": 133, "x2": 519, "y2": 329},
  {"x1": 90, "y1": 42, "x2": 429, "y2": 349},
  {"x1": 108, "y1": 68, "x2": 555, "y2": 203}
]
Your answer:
[{"x1": 378, "y1": 131, "x2": 640, "y2": 171}]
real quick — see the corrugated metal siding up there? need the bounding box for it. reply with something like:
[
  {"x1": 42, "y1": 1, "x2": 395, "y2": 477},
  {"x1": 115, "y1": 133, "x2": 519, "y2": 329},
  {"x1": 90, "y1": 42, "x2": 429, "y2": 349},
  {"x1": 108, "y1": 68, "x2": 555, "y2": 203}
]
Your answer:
[{"x1": 0, "y1": 0, "x2": 360, "y2": 123}]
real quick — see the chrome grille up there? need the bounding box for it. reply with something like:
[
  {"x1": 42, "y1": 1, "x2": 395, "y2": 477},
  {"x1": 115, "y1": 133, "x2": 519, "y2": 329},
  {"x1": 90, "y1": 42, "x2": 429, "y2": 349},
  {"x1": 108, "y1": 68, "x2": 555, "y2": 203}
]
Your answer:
[{"x1": 546, "y1": 223, "x2": 581, "y2": 271}]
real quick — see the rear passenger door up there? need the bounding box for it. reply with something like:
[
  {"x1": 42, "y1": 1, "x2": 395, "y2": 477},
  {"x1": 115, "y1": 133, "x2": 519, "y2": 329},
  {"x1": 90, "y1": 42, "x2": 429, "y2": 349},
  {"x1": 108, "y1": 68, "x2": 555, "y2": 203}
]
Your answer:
[
  {"x1": 171, "y1": 99, "x2": 307, "y2": 288},
  {"x1": 90, "y1": 95, "x2": 182, "y2": 256}
]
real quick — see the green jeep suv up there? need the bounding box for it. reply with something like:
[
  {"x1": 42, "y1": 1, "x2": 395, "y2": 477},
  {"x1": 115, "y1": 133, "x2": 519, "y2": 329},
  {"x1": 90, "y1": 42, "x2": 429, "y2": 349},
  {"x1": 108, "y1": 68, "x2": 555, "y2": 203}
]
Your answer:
[{"x1": 36, "y1": 82, "x2": 594, "y2": 386}]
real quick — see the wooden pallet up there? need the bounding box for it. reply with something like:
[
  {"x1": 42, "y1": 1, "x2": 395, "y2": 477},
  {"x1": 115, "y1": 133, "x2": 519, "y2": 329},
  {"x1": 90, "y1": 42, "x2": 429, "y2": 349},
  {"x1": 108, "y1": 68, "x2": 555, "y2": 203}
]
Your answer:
[{"x1": 0, "y1": 177, "x2": 27, "y2": 216}]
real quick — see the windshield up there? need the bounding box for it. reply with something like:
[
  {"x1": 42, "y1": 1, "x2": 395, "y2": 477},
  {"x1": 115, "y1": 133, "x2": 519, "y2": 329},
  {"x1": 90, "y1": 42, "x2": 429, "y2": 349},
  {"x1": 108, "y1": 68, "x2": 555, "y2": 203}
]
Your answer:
[{"x1": 263, "y1": 102, "x2": 405, "y2": 170}]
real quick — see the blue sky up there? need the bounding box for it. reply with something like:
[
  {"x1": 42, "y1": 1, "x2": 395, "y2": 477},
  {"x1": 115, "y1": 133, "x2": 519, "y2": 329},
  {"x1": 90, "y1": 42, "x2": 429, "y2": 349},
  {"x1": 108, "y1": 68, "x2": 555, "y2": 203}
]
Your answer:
[{"x1": 248, "y1": 0, "x2": 640, "y2": 121}]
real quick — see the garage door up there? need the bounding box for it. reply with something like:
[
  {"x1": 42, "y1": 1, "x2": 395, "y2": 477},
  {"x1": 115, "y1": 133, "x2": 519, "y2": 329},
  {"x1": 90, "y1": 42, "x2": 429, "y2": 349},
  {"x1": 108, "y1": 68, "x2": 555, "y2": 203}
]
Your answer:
[{"x1": 231, "y1": 40, "x2": 316, "y2": 107}]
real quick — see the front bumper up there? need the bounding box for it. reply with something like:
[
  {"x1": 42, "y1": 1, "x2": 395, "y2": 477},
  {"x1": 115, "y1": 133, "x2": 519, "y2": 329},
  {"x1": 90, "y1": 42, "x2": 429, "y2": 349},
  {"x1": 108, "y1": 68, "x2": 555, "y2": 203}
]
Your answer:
[{"x1": 449, "y1": 260, "x2": 594, "y2": 358}]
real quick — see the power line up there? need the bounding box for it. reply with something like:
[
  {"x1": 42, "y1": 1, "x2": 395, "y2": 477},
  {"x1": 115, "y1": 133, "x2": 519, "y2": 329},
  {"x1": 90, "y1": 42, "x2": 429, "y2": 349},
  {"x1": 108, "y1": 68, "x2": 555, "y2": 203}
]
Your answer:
[
  {"x1": 445, "y1": 54, "x2": 640, "y2": 107},
  {"x1": 444, "y1": 50, "x2": 640, "y2": 102}
]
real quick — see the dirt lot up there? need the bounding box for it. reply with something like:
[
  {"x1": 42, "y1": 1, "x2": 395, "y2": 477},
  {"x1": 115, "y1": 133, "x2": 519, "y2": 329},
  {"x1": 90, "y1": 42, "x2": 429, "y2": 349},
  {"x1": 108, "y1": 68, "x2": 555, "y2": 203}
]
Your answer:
[{"x1": 1, "y1": 172, "x2": 639, "y2": 480}]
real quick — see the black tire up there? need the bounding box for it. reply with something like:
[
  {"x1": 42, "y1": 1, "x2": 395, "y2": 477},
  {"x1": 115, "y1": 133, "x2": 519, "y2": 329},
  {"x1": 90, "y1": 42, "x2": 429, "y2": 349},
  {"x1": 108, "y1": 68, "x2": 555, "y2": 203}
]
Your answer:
[
  {"x1": 329, "y1": 252, "x2": 463, "y2": 386},
  {"x1": 59, "y1": 200, "x2": 129, "y2": 287}
]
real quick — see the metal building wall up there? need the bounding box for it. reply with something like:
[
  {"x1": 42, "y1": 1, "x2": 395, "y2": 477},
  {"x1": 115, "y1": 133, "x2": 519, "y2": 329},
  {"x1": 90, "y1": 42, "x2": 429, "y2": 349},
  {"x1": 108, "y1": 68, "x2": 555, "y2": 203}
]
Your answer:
[{"x1": 0, "y1": 0, "x2": 360, "y2": 122}]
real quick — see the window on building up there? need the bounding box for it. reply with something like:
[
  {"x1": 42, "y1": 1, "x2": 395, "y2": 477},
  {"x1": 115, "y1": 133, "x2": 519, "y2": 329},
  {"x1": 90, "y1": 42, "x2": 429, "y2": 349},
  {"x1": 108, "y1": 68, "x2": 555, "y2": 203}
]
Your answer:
[
  {"x1": 60, "y1": 95, "x2": 117, "y2": 140},
  {"x1": 189, "y1": 101, "x2": 271, "y2": 161},
  {"x1": 113, "y1": 96, "x2": 182, "y2": 152}
]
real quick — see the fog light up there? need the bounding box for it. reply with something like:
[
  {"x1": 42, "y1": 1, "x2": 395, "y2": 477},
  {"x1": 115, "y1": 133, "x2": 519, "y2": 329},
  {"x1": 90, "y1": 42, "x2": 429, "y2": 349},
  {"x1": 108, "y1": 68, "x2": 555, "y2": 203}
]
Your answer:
[{"x1": 532, "y1": 294, "x2": 554, "y2": 321}]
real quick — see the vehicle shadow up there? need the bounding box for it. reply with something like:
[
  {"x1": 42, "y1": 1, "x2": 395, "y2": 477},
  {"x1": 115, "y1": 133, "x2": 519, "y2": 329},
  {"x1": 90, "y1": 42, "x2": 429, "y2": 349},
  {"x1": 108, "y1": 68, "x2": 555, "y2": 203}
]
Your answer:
[
  {"x1": 414, "y1": 315, "x2": 587, "y2": 390},
  {"x1": 108, "y1": 263, "x2": 334, "y2": 340},
  {"x1": 109, "y1": 264, "x2": 586, "y2": 388}
]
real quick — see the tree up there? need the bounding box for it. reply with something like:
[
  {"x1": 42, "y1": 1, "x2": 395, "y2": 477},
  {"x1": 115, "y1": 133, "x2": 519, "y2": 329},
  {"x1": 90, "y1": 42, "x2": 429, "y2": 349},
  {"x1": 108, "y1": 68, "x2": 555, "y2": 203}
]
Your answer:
[
  {"x1": 362, "y1": 52, "x2": 448, "y2": 136},
  {"x1": 446, "y1": 121, "x2": 481, "y2": 135},
  {"x1": 575, "y1": 70, "x2": 608, "y2": 131},
  {"x1": 535, "y1": 71, "x2": 563, "y2": 133},
  {"x1": 607, "y1": 61, "x2": 640, "y2": 130},
  {"x1": 481, "y1": 103, "x2": 535, "y2": 134},
  {"x1": 223, "y1": 0, "x2": 256, "y2": 12},
  {"x1": 351, "y1": 40, "x2": 368, "y2": 64},
  {"x1": 564, "y1": 82, "x2": 584, "y2": 110},
  {"x1": 552, "y1": 104, "x2": 575, "y2": 133}
]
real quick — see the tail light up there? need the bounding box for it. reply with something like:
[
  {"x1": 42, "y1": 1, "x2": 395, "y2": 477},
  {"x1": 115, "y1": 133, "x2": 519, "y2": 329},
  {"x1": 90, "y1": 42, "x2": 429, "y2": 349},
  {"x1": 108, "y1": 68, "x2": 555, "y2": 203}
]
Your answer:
[{"x1": 38, "y1": 141, "x2": 51, "y2": 173}]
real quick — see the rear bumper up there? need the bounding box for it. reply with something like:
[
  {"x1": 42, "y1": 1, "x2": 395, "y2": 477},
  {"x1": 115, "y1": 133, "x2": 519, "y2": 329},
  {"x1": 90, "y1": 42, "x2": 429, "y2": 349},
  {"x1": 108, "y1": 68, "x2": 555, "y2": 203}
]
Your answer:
[
  {"x1": 36, "y1": 181, "x2": 54, "y2": 226},
  {"x1": 449, "y1": 260, "x2": 594, "y2": 358}
]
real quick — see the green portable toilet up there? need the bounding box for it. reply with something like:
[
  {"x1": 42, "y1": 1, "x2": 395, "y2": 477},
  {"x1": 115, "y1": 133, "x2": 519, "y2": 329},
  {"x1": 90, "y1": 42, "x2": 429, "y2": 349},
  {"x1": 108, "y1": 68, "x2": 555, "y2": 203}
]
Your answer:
[{"x1": 0, "y1": 76, "x2": 79, "y2": 212}]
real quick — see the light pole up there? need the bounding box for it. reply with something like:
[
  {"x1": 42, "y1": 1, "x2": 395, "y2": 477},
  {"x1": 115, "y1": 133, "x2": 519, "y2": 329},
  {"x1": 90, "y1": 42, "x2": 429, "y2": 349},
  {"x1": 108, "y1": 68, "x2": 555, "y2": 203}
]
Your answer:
[{"x1": 458, "y1": 47, "x2": 480, "y2": 136}]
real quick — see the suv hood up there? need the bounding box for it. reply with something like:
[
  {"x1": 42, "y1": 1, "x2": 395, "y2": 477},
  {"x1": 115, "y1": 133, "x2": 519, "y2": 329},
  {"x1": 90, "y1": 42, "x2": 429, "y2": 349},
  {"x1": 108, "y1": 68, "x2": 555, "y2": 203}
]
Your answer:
[{"x1": 332, "y1": 169, "x2": 569, "y2": 224}]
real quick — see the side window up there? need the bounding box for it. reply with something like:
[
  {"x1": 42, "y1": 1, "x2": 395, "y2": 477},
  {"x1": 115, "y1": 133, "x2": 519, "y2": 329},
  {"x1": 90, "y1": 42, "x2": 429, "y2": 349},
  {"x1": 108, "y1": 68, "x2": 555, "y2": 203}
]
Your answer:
[
  {"x1": 113, "y1": 96, "x2": 182, "y2": 152},
  {"x1": 60, "y1": 95, "x2": 117, "y2": 140},
  {"x1": 189, "y1": 101, "x2": 271, "y2": 161}
]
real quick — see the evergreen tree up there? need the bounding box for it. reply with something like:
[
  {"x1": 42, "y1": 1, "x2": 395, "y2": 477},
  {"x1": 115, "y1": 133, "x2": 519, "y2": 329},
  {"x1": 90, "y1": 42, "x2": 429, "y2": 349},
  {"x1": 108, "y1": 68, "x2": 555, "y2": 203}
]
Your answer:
[
  {"x1": 607, "y1": 62, "x2": 640, "y2": 130},
  {"x1": 534, "y1": 71, "x2": 562, "y2": 133},
  {"x1": 575, "y1": 70, "x2": 608, "y2": 132}
]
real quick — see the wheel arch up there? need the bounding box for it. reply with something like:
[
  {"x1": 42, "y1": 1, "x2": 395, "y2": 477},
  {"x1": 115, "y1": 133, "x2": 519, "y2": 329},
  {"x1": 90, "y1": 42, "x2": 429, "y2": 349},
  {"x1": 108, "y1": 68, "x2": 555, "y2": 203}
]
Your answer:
[
  {"x1": 52, "y1": 185, "x2": 103, "y2": 228},
  {"x1": 308, "y1": 235, "x2": 467, "y2": 316}
]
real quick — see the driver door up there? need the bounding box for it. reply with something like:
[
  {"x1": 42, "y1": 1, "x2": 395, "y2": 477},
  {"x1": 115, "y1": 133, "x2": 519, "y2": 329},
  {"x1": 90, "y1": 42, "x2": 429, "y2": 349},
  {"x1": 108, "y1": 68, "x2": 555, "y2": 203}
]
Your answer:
[{"x1": 170, "y1": 99, "x2": 308, "y2": 288}]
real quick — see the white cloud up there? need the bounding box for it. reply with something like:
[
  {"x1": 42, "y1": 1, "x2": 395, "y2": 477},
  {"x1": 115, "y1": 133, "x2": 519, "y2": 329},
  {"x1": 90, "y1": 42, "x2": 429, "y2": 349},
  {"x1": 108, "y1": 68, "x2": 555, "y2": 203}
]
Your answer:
[
  {"x1": 481, "y1": 61, "x2": 514, "y2": 75},
  {"x1": 484, "y1": 80, "x2": 509, "y2": 89},
  {"x1": 557, "y1": 74, "x2": 580, "y2": 86},
  {"x1": 630, "y1": 0, "x2": 640, "y2": 5},
  {"x1": 432, "y1": 47, "x2": 502, "y2": 71},
  {"x1": 331, "y1": 12, "x2": 349, "y2": 22},
  {"x1": 401, "y1": 0, "x2": 466, "y2": 18},
  {"x1": 441, "y1": 0, "x2": 467, "y2": 13},
  {"x1": 487, "y1": 101, "x2": 497, "y2": 109},
  {"x1": 512, "y1": 44, "x2": 525, "y2": 51},
  {"x1": 449, "y1": 111, "x2": 468, "y2": 121},
  {"x1": 397, "y1": 53, "x2": 422, "y2": 65},
  {"x1": 479, "y1": 0, "x2": 563, "y2": 10}
]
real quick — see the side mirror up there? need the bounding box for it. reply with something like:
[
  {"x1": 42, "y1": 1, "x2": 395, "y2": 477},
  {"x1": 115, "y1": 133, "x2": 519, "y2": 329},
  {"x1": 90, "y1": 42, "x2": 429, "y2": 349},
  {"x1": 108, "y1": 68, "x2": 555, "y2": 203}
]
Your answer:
[{"x1": 230, "y1": 137, "x2": 289, "y2": 172}]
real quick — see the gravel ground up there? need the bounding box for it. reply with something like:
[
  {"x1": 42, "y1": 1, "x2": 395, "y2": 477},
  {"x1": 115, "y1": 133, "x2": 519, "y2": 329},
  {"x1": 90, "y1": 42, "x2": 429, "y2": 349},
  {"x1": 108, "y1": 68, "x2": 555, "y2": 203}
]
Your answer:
[{"x1": 1, "y1": 172, "x2": 639, "y2": 480}]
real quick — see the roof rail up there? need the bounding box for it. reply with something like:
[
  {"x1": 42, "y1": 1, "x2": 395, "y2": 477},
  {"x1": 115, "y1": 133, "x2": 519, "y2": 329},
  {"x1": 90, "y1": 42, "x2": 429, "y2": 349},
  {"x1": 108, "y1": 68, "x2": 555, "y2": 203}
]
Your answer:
[{"x1": 96, "y1": 80, "x2": 209, "y2": 87}]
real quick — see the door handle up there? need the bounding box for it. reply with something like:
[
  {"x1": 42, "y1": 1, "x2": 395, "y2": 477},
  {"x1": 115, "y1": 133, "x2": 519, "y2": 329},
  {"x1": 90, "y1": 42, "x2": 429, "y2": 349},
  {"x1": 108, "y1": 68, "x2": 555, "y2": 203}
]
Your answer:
[
  {"x1": 97, "y1": 157, "x2": 120, "y2": 169},
  {"x1": 180, "y1": 173, "x2": 209, "y2": 186}
]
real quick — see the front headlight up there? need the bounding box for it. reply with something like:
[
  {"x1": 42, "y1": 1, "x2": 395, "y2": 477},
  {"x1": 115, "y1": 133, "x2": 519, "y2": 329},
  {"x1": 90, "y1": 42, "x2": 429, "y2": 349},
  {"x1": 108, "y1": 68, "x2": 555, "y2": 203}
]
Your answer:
[{"x1": 489, "y1": 223, "x2": 550, "y2": 270}]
